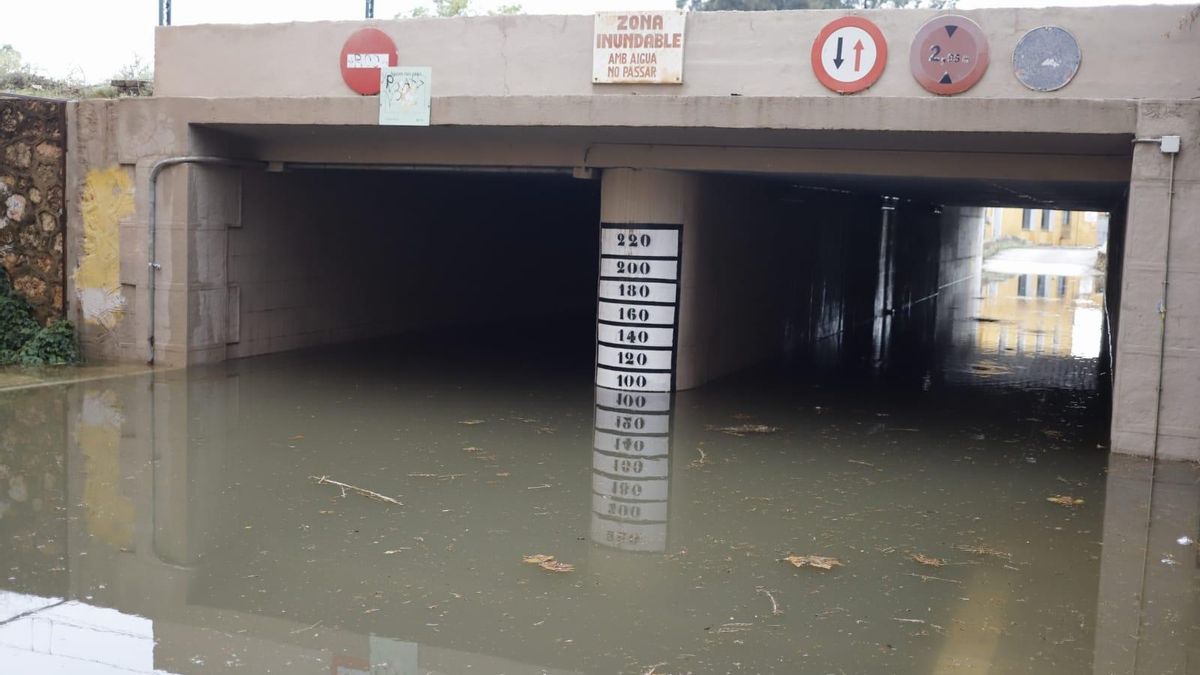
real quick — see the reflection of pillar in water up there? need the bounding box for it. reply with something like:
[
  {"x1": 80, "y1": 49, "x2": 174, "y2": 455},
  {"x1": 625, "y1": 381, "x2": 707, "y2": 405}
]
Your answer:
[{"x1": 590, "y1": 388, "x2": 671, "y2": 552}]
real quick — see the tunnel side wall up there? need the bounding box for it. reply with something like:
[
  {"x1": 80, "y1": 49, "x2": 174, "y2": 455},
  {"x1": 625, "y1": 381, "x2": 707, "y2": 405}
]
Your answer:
[
  {"x1": 223, "y1": 170, "x2": 599, "y2": 360},
  {"x1": 934, "y1": 207, "x2": 986, "y2": 368},
  {"x1": 675, "y1": 175, "x2": 793, "y2": 390}
]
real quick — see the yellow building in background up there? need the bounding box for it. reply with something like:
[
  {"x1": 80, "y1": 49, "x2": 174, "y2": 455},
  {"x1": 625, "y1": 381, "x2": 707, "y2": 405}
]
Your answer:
[
  {"x1": 984, "y1": 208, "x2": 1104, "y2": 247},
  {"x1": 975, "y1": 273, "x2": 1105, "y2": 358}
]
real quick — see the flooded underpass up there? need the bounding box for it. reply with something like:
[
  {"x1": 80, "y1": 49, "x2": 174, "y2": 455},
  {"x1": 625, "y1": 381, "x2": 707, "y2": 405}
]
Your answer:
[{"x1": 2, "y1": 254, "x2": 1198, "y2": 674}]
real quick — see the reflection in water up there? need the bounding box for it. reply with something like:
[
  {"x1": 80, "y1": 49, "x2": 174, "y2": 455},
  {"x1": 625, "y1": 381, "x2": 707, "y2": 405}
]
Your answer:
[
  {"x1": 592, "y1": 389, "x2": 672, "y2": 553},
  {"x1": 0, "y1": 266, "x2": 1195, "y2": 673},
  {"x1": 0, "y1": 590, "x2": 168, "y2": 674}
]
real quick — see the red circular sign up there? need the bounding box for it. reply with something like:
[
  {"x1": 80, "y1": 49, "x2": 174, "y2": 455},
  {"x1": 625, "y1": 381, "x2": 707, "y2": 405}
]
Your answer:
[
  {"x1": 811, "y1": 17, "x2": 888, "y2": 94},
  {"x1": 340, "y1": 28, "x2": 398, "y2": 96},
  {"x1": 909, "y1": 15, "x2": 989, "y2": 95}
]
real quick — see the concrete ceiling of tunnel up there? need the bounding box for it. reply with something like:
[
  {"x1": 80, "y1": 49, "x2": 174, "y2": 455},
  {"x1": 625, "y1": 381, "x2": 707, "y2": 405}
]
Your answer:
[{"x1": 199, "y1": 123, "x2": 1133, "y2": 210}]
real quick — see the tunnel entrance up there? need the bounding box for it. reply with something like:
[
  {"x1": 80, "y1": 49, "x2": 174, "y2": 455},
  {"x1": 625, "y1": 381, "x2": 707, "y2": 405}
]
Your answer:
[
  {"x1": 223, "y1": 167, "x2": 601, "y2": 370},
  {"x1": 212, "y1": 160, "x2": 1124, "y2": 412}
]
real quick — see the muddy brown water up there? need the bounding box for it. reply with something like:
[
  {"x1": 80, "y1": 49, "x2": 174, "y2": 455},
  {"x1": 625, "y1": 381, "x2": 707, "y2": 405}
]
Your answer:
[{"x1": 1, "y1": 272, "x2": 1195, "y2": 674}]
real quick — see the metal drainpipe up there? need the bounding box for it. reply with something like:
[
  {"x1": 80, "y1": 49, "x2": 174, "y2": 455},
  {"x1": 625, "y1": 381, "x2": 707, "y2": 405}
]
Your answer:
[{"x1": 147, "y1": 156, "x2": 263, "y2": 364}]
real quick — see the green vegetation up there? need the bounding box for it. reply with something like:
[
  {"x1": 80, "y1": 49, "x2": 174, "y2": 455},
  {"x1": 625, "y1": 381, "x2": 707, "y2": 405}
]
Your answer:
[
  {"x1": 678, "y1": 0, "x2": 953, "y2": 9},
  {"x1": 0, "y1": 45, "x2": 151, "y2": 99},
  {"x1": 400, "y1": 1, "x2": 522, "y2": 18},
  {"x1": 0, "y1": 269, "x2": 80, "y2": 366}
]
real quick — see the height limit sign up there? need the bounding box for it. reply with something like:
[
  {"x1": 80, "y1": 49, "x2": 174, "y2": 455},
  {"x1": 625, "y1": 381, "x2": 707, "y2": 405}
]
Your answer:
[{"x1": 811, "y1": 17, "x2": 887, "y2": 94}]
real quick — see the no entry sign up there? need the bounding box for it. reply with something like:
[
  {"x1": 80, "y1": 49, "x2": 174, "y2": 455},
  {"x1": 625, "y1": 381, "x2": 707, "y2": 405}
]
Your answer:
[
  {"x1": 340, "y1": 28, "x2": 398, "y2": 95},
  {"x1": 910, "y1": 15, "x2": 989, "y2": 95},
  {"x1": 811, "y1": 16, "x2": 887, "y2": 94}
]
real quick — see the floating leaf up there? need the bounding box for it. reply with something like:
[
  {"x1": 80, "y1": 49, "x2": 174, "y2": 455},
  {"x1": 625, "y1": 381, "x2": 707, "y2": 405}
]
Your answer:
[
  {"x1": 783, "y1": 554, "x2": 842, "y2": 570},
  {"x1": 538, "y1": 560, "x2": 575, "y2": 573},
  {"x1": 522, "y1": 553, "x2": 574, "y2": 572},
  {"x1": 912, "y1": 553, "x2": 945, "y2": 567},
  {"x1": 1047, "y1": 495, "x2": 1085, "y2": 506}
]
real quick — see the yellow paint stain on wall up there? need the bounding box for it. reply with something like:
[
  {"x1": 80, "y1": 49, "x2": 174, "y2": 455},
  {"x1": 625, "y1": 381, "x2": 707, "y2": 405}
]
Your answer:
[{"x1": 75, "y1": 166, "x2": 134, "y2": 329}]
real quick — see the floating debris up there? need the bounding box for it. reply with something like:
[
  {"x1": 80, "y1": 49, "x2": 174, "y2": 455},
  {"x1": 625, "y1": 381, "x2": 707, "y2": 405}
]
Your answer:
[
  {"x1": 463, "y1": 446, "x2": 496, "y2": 460},
  {"x1": 309, "y1": 476, "x2": 403, "y2": 506},
  {"x1": 954, "y1": 543, "x2": 1012, "y2": 560},
  {"x1": 1047, "y1": 495, "x2": 1085, "y2": 507},
  {"x1": 707, "y1": 424, "x2": 780, "y2": 437},
  {"x1": 717, "y1": 622, "x2": 754, "y2": 633},
  {"x1": 904, "y1": 572, "x2": 961, "y2": 584},
  {"x1": 912, "y1": 553, "x2": 945, "y2": 567},
  {"x1": 522, "y1": 554, "x2": 574, "y2": 572},
  {"x1": 756, "y1": 587, "x2": 784, "y2": 616},
  {"x1": 458, "y1": 419, "x2": 486, "y2": 425},
  {"x1": 783, "y1": 554, "x2": 842, "y2": 570},
  {"x1": 288, "y1": 434, "x2": 304, "y2": 441}
]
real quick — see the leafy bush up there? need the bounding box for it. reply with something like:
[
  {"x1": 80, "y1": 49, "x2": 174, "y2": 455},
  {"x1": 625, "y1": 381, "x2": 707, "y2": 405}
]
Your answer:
[
  {"x1": 15, "y1": 319, "x2": 81, "y2": 366},
  {"x1": 0, "y1": 268, "x2": 81, "y2": 366}
]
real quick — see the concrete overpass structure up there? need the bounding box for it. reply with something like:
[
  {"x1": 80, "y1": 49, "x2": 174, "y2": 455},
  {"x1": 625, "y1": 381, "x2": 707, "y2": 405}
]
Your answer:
[{"x1": 63, "y1": 6, "x2": 1200, "y2": 459}]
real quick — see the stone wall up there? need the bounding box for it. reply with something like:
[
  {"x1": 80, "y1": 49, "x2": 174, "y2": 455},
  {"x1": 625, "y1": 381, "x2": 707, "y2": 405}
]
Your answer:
[{"x1": 0, "y1": 97, "x2": 66, "y2": 325}]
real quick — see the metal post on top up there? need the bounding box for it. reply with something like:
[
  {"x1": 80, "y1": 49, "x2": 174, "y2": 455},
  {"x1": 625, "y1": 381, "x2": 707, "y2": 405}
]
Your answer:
[
  {"x1": 158, "y1": 0, "x2": 172, "y2": 26},
  {"x1": 366, "y1": 0, "x2": 375, "y2": 19}
]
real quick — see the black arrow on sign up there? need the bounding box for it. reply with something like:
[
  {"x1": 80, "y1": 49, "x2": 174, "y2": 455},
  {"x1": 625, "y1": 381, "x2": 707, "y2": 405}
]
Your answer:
[
  {"x1": 833, "y1": 37, "x2": 844, "y2": 68},
  {"x1": 945, "y1": 25, "x2": 958, "y2": 38},
  {"x1": 939, "y1": 73, "x2": 953, "y2": 84}
]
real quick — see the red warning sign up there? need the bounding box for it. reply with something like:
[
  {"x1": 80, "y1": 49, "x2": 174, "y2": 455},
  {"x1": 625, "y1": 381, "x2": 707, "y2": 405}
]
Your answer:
[
  {"x1": 811, "y1": 17, "x2": 888, "y2": 94},
  {"x1": 909, "y1": 15, "x2": 989, "y2": 96},
  {"x1": 340, "y1": 28, "x2": 398, "y2": 96}
]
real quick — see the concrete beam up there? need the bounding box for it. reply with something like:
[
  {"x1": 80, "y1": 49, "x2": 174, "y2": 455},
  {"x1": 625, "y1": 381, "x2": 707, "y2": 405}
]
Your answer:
[{"x1": 155, "y1": 7, "x2": 1200, "y2": 101}]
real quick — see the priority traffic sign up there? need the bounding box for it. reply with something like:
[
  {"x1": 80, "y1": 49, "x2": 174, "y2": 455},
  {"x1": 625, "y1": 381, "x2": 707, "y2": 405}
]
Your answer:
[
  {"x1": 909, "y1": 15, "x2": 989, "y2": 96},
  {"x1": 811, "y1": 16, "x2": 888, "y2": 94},
  {"x1": 340, "y1": 28, "x2": 398, "y2": 96}
]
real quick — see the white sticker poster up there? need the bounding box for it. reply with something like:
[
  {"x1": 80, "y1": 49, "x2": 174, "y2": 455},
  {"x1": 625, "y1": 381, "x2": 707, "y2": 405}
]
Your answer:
[
  {"x1": 593, "y1": 11, "x2": 686, "y2": 84},
  {"x1": 379, "y1": 67, "x2": 431, "y2": 126}
]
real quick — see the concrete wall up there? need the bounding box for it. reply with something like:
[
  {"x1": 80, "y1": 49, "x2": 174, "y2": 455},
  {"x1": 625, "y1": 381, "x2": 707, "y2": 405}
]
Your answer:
[
  {"x1": 0, "y1": 97, "x2": 66, "y2": 324},
  {"x1": 674, "y1": 175, "x2": 795, "y2": 388},
  {"x1": 156, "y1": 7, "x2": 1200, "y2": 101},
  {"x1": 934, "y1": 207, "x2": 985, "y2": 360},
  {"x1": 1110, "y1": 101, "x2": 1200, "y2": 461},
  {"x1": 777, "y1": 190, "x2": 882, "y2": 371}
]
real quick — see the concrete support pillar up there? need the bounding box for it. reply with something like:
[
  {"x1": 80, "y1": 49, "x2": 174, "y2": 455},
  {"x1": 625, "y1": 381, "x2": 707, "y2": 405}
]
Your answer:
[
  {"x1": 1111, "y1": 102, "x2": 1200, "y2": 461},
  {"x1": 596, "y1": 169, "x2": 692, "y2": 392},
  {"x1": 596, "y1": 169, "x2": 791, "y2": 392}
]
